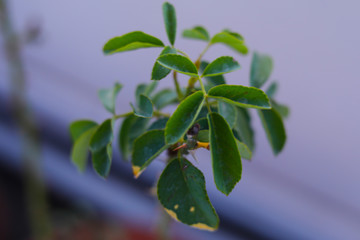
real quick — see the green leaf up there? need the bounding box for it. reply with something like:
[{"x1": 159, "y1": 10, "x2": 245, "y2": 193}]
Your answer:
[
  {"x1": 208, "y1": 112, "x2": 242, "y2": 195},
  {"x1": 271, "y1": 99, "x2": 290, "y2": 118},
  {"x1": 135, "y1": 84, "x2": 147, "y2": 103},
  {"x1": 266, "y1": 82, "x2": 278, "y2": 98},
  {"x1": 218, "y1": 101, "x2": 236, "y2": 128},
  {"x1": 210, "y1": 32, "x2": 248, "y2": 55},
  {"x1": 236, "y1": 140, "x2": 252, "y2": 160},
  {"x1": 197, "y1": 130, "x2": 209, "y2": 142},
  {"x1": 158, "y1": 158, "x2": 219, "y2": 231},
  {"x1": 148, "y1": 117, "x2": 169, "y2": 130},
  {"x1": 152, "y1": 88, "x2": 177, "y2": 109},
  {"x1": 71, "y1": 126, "x2": 98, "y2": 172},
  {"x1": 233, "y1": 107, "x2": 254, "y2": 151},
  {"x1": 250, "y1": 52, "x2": 273, "y2": 88},
  {"x1": 119, "y1": 115, "x2": 149, "y2": 160},
  {"x1": 165, "y1": 91, "x2": 205, "y2": 144},
  {"x1": 222, "y1": 29, "x2": 244, "y2": 41},
  {"x1": 69, "y1": 120, "x2": 98, "y2": 142},
  {"x1": 132, "y1": 130, "x2": 169, "y2": 178},
  {"x1": 92, "y1": 144, "x2": 112, "y2": 177},
  {"x1": 208, "y1": 85, "x2": 271, "y2": 109},
  {"x1": 103, "y1": 31, "x2": 164, "y2": 55},
  {"x1": 258, "y1": 108, "x2": 286, "y2": 155},
  {"x1": 135, "y1": 82, "x2": 158, "y2": 104},
  {"x1": 89, "y1": 119, "x2": 113, "y2": 152},
  {"x1": 152, "y1": 46, "x2": 177, "y2": 80},
  {"x1": 202, "y1": 56, "x2": 240, "y2": 77},
  {"x1": 157, "y1": 54, "x2": 198, "y2": 77},
  {"x1": 182, "y1": 26, "x2": 210, "y2": 41},
  {"x1": 200, "y1": 61, "x2": 226, "y2": 90},
  {"x1": 98, "y1": 82, "x2": 122, "y2": 114},
  {"x1": 131, "y1": 94, "x2": 153, "y2": 118},
  {"x1": 162, "y1": 2, "x2": 177, "y2": 46},
  {"x1": 143, "y1": 81, "x2": 158, "y2": 96}
]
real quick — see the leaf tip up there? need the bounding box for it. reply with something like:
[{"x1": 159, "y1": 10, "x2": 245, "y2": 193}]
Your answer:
[{"x1": 132, "y1": 165, "x2": 143, "y2": 178}]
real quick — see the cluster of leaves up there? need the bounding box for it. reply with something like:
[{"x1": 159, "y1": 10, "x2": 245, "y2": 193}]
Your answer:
[{"x1": 69, "y1": 2, "x2": 289, "y2": 231}]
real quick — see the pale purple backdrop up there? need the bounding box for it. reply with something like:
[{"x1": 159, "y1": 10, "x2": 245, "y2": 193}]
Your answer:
[{"x1": 1, "y1": 0, "x2": 360, "y2": 239}]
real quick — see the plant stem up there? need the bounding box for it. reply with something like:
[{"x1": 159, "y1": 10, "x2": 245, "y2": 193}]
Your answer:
[
  {"x1": 195, "y1": 43, "x2": 211, "y2": 67},
  {"x1": 0, "y1": 0, "x2": 52, "y2": 239},
  {"x1": 175, "y1": 48, "x2": 191, "y2": 59},
  {"x1": 198, "y1": 76, "x2": 206, "y2": 94},
  {"x1": 114, "y1": 111, "x2": 133, "y2": 119},
  {"x1": 198, "y1": 76, "x2": 212, "y2": 113},
  {"x1": 185, "y1": 43, "x2": 212, "y2": 95},
  {"x1": 173, "y1": 71, "x2": 183, "y2": 100},
  {"x1": 153, "y1": 111, "x2": 170, "y2": 118}
]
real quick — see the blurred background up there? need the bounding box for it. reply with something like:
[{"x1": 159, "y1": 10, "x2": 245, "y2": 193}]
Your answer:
[{"x1": 1, "y1": 0, "x2": 360, "y2": 239}]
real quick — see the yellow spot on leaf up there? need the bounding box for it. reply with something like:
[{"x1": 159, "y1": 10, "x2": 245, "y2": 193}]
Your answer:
[
  {"x1": 190, "y1": 206, "x2": 195, "y2": 212},
  {"x1": 164, "y1": 208, "x2": 180, "y2": 222},
  {"x1": 132, "y1": 165, "x2": 144, "y2": 179},
  {"x1": 164, "y1": 207, "x2": 217, "y2": 232},
  {"x1": 174, "y1": 204, "x2": 179, "y2": 210},
  {"x1": 191, "y1": 223, "x2": 216, "y2": 231}
]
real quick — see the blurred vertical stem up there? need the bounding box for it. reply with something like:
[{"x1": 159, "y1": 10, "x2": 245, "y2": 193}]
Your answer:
[
  {"x1": 186, "y1": 43, "x2": 211, "y2": 96},
  {"x1": 173, "y1": 71, "x2": 183, "y2": 101},
  {"x1": 0, "y1": 0, "x2": 51, "y2": 239}
]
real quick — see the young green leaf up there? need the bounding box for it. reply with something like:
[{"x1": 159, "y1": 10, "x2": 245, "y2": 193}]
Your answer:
[
  {"x1": 152, "y1": 88, "x2": 177, "y2": 109},
  {"x1": 157, "y1": 54, "x2": 198, "y2": 77},
  {"x1": 71, "y1": 126, "x2": 98, "y2": 172},
  {"x1": 201, "y1": 56, "x2": 240, "y2": 77},
  {"x1": 218, "y1": 101, "x2": 236, "y2": 128},
  {"x1": 182, "y1": 26, "x2": 210, "y2": 41},
  {"x1": 197, "y1": 130, "x2": 209, "y2": 142},
  {"x1": 162, "y1": 2, "x2": 177, "y2": 46},
  {"x1": 89, "y1": 119, "x2": 113, "y2": 152},
  {"x1": 208, "y1": 85, "x2": 271, "y2": 109},
  {"x1": 148, "y1": 117, "x2": 169, "y2": 130},
  {"x1": 70, "y1": 120, "x2": 98, "y2": 142},
  {"x1": 266, "y1": 82, "x2": 278, "y2": 98},
  {"x1": 132, "y1": 130, "x2": 169, "y2": 178},
  {"x1": 258, "y1": 108, "x2": 286, "y2": 155},
  {"x1": 165, "y1": 91, "x2": 205, "y2": 144},
  {"x1": 135, "y1": 82, "x2": 158, "y2": 103},
  {"x1": 92, "y1": 144, "x2": 112, "y2": 177},
  {"x1": 135, "y1": 84, "x2": 147, "y2": 102},
  {"x1": 119, "y1": 115, "x2": 149, "y2": 160},
  {"x1": 271, "y1": 99, "x2": 290, "y2": 119},
  {"x1": 131, "y1": 94, "x2": 153, "y2": 118},
  {"x1": 210, "y1": 31, "x2": 248, "y2": 55},
  {"x1": 236, "y1": 140, "x2": 252, "y2": 160},
  {"x1": 98, "y1": 82, "x2": 122, "y2": 114},
  {"x1": 208, "y1": 112, "x2": 242, "y2": 195},
  {"x1": 103, "y1": 31, "x2": 164, "y2": 55},
  {"x1": 200, "y1": 61, "x2": 226, "y2": 89},
  {"x1": 250, "y1": 52, "x2": 273, "y2": 88},
  {"x1": 152, "y1": 46, "x2": 177, "y2": 80},
  {"x1": 158, "y1": 158, "x2": 219, "y2": 231},
  {"x1": 222, "y1": 29, "x2": 244, "y2": 41},
  {"x1": 233, "y1": 107, "x2": 255, "y2": 151},
  {"x1": 143, "y1": 81, "x2": 158, "y2": 96}
]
